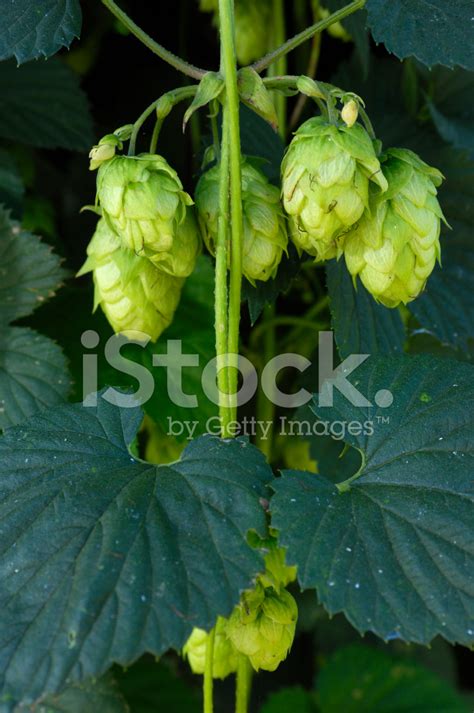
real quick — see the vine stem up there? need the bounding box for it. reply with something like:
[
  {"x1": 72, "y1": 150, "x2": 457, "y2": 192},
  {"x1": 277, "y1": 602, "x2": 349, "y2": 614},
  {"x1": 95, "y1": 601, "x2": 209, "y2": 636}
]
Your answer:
[
  {"x1": 203, "y1": 628, "x2": 216, "y2": 713},
  {"x1": 219, "y1": 0, "x2": 244, "y2": 426},
  {"x1": 101, "y1": 0, "x2": 208, "y2": 80},
  {"x1": 251, "y1": 0, "x2": 366, "y2": 74},
  {"x1": 235, "y1": 655, "x2": 252, "y2": 713}
]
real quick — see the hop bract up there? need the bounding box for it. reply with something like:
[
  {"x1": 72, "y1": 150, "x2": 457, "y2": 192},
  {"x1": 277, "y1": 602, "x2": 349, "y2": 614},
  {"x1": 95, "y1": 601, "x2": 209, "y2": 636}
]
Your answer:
[
  {"x1": 344, "y1": 148, "x2": 445, "y2": 307},
  {"x1": 281, "y1": 116, "x2": 387, "y2": 261},
  {"x1": 196, "y1": 158, "x2": 288, "y2": 284},
  {"x1": 227, "y1": 583, "x2": 297, "y2": 672},
  {"x1": 96, "y1": 153, "x2": 199, "y2": 275},
  {"x1": 182, "y1": 616, "x2": 238, "y2": 680},
  {"x1": 78, "y1": 219, "x2": 183, "y2": 341}
]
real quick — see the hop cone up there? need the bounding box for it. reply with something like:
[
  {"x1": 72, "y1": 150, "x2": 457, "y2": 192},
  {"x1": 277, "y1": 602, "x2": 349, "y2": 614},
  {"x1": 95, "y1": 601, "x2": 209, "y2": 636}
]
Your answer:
[
  {"x1": 234, "y1": 0, "x2": 271, "y2": 65},
  {"x1": 183, "y1": 617, "x2": 238, "y2": 679},
  {"x1": 196, "y1": 158, "x2": 288, "y2": 284},
  {"x1": 96, "y1": 153, "x2": 200, "y2": 276},
  {"x1": 78, "y1": 219, "x2": 183, "y2": 341},
  {"x1": 281, "y1": 116, "x2": 388, "y2": 261},
  {"x1": 344, "y1": 148, "x2": 445, "y2": 307},
  {"x1": 227, "y1": 583, "x2": 297, "y2": 672}
]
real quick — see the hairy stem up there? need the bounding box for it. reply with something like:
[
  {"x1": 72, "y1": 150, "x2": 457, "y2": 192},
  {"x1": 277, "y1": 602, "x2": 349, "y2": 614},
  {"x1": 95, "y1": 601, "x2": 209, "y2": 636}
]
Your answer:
[
  {"x1": 101, "y1": 0, "x2": 208, "y2": 79},
  {"x1": 219, "y1": 0, "x2": 244, "y2": 425},
  {"x1": 204, "y1": 628, "x2": 216, "y2": 713},
  {"x1": 235, "y1": 655, "x2": 252, "y2": 713},
  {"x1": 251, "y1": 0, "x2": 366, "y2": 73}
]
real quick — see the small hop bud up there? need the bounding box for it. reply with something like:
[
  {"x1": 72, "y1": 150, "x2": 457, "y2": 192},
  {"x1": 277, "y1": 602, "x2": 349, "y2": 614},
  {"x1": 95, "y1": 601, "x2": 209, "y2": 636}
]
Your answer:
[
  {"x1": 182, "y1": 617, "x2": 238, "y2": 679},
  {"x1": 341, "y1": 99, "x2": 359, "y2": 128},
  {"x1": 195, "y1": 158, "x2": 288, "y2": 284},
  {"x1": 344, "y1": 147, "x2": 446, "y2": 307},
  {"x1": 89, "y1": 134, "x2": 122, "y2": 171},
  {"x1": 77, "y1": 219, "x2": 183, "y2": 341},
  {"x1": 281, "y1": 116, "x2": 387, "y2": 261}
]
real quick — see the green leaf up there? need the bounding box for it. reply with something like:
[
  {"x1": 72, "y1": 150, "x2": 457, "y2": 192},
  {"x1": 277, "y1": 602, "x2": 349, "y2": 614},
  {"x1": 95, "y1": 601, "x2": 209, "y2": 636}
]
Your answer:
[
  {"x1": 183, "y1": 72, "x2": 224, "y2": 131},
  {"x1": 117, "y1": 658, "x2": 200, "y2": 713},
  {"x1": 427, "y1": 67, "x2": 474, "y2": 158},
  {"x1": 0, "y1": 395, "x2": 272, "y2": 707},
  {"x1": 366, "y1": 0, "x2": 474, "y2": 70},
  {"x1": 0, "y1": 0, "x2": 81, "y2": 64},
  {"x1": 0, "y1": 150, "x2": 24, "y2": 215},
  {"x1": 0, "y1": 59, "x2": 94, "y2": 151},
  {"x1": 317, "y1": 644, "x2": 469, "y2": 713},
  {"x1": 0, "y1": 206, "x2": 66, "y2": 326},
  {"x1": 19, "y1": 674, "x2": 129, "y2": 713},
  {"x1": 271, "y1": 355, "x2": 474, "y2": 646},
  {"x1": 326, "y1": 259, "x2": 405, "y2": 359},
  {"x1": 0, "y1": 327, "x2": 70, "y2": 430},
  {"x1": 238, "y1": 68, "x2": 279, "y2": 131},
  {"x1": 261, "y1": 687, "x2": 316, "y2": 713},
  {"x1": 240, "y1": 104, "x2": 284, "y2": 185},
  {"x1": 0, "y1": 206, "x2": 70, "y2": 428}
]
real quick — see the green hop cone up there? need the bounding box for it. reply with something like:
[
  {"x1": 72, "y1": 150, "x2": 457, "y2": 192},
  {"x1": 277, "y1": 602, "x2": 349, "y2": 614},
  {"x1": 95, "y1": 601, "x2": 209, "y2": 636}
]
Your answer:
[
  {"x1": 182, "y1": 616, "x2": 238, "y2": 679},
  {"x1": 260, "y1": 543, "x2": 297, "y2": 592},
  {"x1": 227, "y1": 584, "x2": 297, "y2": 672},
  {"x1": 196, "y1": 158, "x2": 288, "y2": 284},
  {"x1": 96, "y1": 153, "x2": 200, "y2": 275},
  {"x1": 234, "y1": 0, "x2": 271, "y2": 65},
  {"x1": 281, "y1": 116, "x2": 388, "y2": 261},
  {"x1": 344, "y1": 147, "x2": 446, "y2": 307},
  {"x1": 78, "y1": 219, "x2": 183, "y2": 341}
]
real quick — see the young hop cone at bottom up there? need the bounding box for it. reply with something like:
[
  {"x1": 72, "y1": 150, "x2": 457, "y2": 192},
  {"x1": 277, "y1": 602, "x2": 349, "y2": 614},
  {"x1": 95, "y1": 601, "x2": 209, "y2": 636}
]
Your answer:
[
  {"x1": 344, "y1": 147, "x2": 446, "y2": 307},
  {"x1": 78, "y1": 218, "x2": 184, "y2": 342},
  {"x1": 281, "y1": 116, "x2": 388, "y2": 261},
  {"x1": 195, "y1": 158, "x2": 288, "y2": 285},
  {"x1": 96, "y1": 153, "x2": 201, "y2": 276}
]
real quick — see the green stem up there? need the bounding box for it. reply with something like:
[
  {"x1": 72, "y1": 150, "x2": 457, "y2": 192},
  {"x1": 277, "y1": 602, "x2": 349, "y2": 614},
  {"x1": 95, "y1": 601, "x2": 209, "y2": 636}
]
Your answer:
[
  {"x1": 101, "y1": 0, "x2": 208, "y2": 80},
  {"x1": 251, "y1": 0, "x2": 366, "y2": 74},
  {"x1": 215, "y1": 109, "x2": 232, "y2": 435},
  {"x1": 149, "y1": 118, "x2": 163, "y2": 153},
  {"x1": 255, "y1": 304, "x2": 277, "y2": 460},
  {"x1": 128, "y1": 86, "x2": 197, "y2": 155},
  {"x1": 268, "y1": 0, "x2": 287, "y2": 137},
  {"x1": 219, "y1": 0, "x2": 244, "y2": 425},
  {"x1": 290, "y1": 0, "x2": 322, "y2": 130},
  {"x1": 235, "y1": 655, "x2": 252, "y2": 713},
  {"x1": 358, "y1": 105, "x2": 376, "y2": 140},
  {"x1": 204, "y1": 628, "x2": 216, "y2": 713}
]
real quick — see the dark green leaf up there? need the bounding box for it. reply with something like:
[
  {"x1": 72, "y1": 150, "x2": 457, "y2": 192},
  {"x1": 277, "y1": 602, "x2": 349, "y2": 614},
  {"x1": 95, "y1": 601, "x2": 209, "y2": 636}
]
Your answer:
[
  {"x1": 240, "y1": 104, "x2": 284, "y2": 185},
  {"x1": 0, "y1": 0, "x2": 82, "y2": 64},
  {"x1": 21, "y1": 674, "x2": 129, "y2": 713},
  {"x1": 0, "y1": 150, "x2": 24, "y2": 215},
  {"x1": 0, "y1": 59, "x2": 94, "y2": 151},
  {"x1": 0, "y1": 205, "x2": 66, "y2": 325},
  {"x1": 317, "y1": 644, "x2": 469, "y2": 712},
  {"x1": 0, "y1": 395, "x2": 272, "y2": 707},
  {"x1": 260, "y1": 687, "x2": 316, "y2": 713},
  {"x1": 271, "y1": 355, "x2": 474, "y2": 646},
  {"x1": 326, "y1": 259, "x2": 405, "y2": 358},
  {"x1": 366, "y1": 0, "x2": 474, "y2": 70},
  {"x1": 0, "y1": 327, "x2": 71, "y2": 429}
]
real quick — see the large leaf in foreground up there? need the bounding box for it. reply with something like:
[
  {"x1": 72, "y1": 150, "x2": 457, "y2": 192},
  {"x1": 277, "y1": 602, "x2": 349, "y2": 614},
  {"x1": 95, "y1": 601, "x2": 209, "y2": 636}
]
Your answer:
[
  {"x1": 0, "y1": 0, "x2": 81, "y2": 63},
  {"x1": 0, "y1": 395, "x2": 272, "y2": 708},
  {"x1": 271, "y1": 355, "x2": 474, "y2": 646}
]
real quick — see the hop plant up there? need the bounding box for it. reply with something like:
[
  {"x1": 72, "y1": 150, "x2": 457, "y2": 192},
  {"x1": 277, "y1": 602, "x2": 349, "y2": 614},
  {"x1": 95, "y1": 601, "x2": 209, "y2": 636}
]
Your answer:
[
  {"x1": 198, "y1": 0, "x2": 270, "y2": 65},
  {"x1": 78, "y1": 219, "x2": 183, "y2": 341},
  {"x1": 227, "y1": 583, "x2": 298, "y2": 672},
  {"x1": 281, "y1": 116, "x2": 388, "y2": 261},
  {"x1": 196, "y1": 158, "x2": 288, "y2": 284},
  {"x1": 344, "y1": 148, "x2": 445, "y2": 307},
  {"x1": 95, "y1": 153, "x2": 200, "y2": 275},
  {"x1": 183, "y1": 616, "x2": 238, "y2": 679}
]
